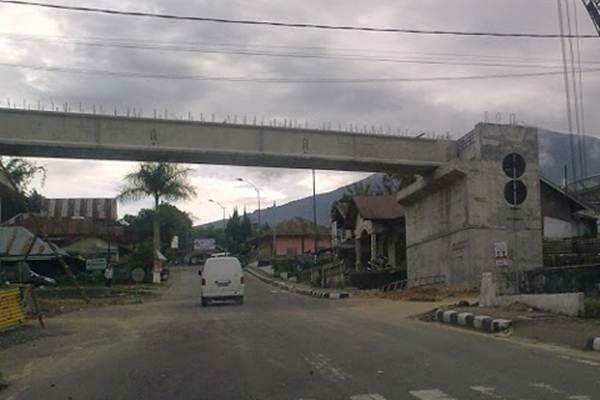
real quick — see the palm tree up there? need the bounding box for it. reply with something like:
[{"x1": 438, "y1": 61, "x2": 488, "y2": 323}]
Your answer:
[
  {"x1": 118, "y1": 162, "x2": 196, "y2": 265},
  {"x1": 0, "y1": 157, "x2": 46, "y2": 194}
]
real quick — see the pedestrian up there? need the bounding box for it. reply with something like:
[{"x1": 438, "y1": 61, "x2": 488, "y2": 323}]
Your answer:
[{"x1": 104, "y1": 263, "x2": 114, "y2": 288}]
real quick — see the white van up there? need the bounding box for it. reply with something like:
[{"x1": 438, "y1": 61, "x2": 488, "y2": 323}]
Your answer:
[{"x1": 199, "y1": 256, "x2": 244, "y2": 306}]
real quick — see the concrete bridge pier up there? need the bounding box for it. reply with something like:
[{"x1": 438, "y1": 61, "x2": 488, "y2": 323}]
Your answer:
[{"x1": 398, "y1": 123, "x2": 543, "y2": 287}]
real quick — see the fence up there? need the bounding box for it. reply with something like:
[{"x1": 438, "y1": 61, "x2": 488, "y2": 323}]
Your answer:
[
  {"x1": 0, "y1": 286, "x2": 26, "y2": 332},
  {"x1": 543, "y1": 238, "x2": 600, "y2": 267},
  {"x1": 380, "y1": 274, "x2": 446, "y2": 292}
]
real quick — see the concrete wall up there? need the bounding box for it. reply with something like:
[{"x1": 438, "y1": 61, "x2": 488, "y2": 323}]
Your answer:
[
  {"x1": 492, "y1": 293, "x2": 585, "y2": 317},
  {"x1": 480, "y1": 272, "x2": 584, "y2": 316},
  {"x1": 400, "y1": 123, "x2": 543, "y2": 286}
]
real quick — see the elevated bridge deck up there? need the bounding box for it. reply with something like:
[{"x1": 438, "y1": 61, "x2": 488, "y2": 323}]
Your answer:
[{"x1": 0, "y1": 108, "x2": 454, "y2": 173}]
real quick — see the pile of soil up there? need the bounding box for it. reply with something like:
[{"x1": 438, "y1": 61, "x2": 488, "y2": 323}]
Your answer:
[{"x1": 377, "y1": 286, "x2": 479, "y2": 302}]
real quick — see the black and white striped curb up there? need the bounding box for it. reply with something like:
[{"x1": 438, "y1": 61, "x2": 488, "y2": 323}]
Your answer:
[
  {"x1": 434, "y1": 309, "x2": 511, "y2": 333},
  {"x1": 586, "y1": 337, "x2": 600, "y2": 352},
  {"x1": 246, "y1": 268, "x2": 350, "y2": 300}
]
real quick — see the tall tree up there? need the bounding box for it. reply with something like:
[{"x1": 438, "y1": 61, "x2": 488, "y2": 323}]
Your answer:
[
  {"x1": 0, "y1": 158, "x2": 46, "y2": 221},
  {"x1": 343, "y1": 181, "x2": 377, "y2": 199},
  {"x1": 0, "y1": 157, "x2": 46, "y2": 194},
  {"x1": 118, "y1": 162, "x2": 196, "y2": 264},
  {"x1": 380, "y1": 173, "x2": 416, "y2": 194}
]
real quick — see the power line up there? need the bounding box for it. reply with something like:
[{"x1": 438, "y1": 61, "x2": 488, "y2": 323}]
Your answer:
[
  {"x1": 1, "y1": 61, "x2": 600, "y2": 83},
  {"x1": 0, "y1": 33, "x2": 585, "y2": 70},
  {"x1": 0, "y1": 0, "x2": 598, "y2": 38},
  {"x1": 6, "y1": 32, "x2": 600, "y2": 67}
]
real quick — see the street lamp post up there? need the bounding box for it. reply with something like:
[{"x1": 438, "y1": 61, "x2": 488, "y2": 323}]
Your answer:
[
  {"x1": 237, "y1": 178, "x2": 261, "y2": 227},
  {"x1": 208, "y1": 199, "x2": 226, "y2": 220}
]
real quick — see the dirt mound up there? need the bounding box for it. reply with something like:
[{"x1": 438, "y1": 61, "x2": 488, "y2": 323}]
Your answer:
[{"x1": 377, "y1": 286, "x2": 478, "y2": 302}]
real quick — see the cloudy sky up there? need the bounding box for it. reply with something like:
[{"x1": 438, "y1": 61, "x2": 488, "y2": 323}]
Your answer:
[{"x1": 1, "y1": 0, "x2": 599, "y2": 223}]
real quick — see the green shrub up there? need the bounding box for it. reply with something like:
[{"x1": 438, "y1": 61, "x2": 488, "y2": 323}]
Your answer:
[{"x1": 584, "y1": 297, "x2": 600, "y2": 319}]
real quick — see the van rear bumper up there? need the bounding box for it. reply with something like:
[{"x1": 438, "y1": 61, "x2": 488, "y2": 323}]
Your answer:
[{"x1": 201, "y1": 295, "x2": 243, "y2": 302}]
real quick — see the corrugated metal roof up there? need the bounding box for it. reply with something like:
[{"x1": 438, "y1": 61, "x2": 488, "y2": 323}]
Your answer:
[
  {"x1": 0, "y1": 226, "x2": 67, "y2": 260},
  {"x1": 3, "y1": 213, "x2": 125, "y2": 239},
  {"x1": 351, "y1": 195, "x2": 404, "y2": 220},
  {"x1": 42, "y1": 198, "x2": 118, "y2": 221}
]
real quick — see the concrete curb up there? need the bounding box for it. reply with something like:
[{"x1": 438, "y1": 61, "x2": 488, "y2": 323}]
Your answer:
[
  {"x1": 586, "y1": 337, "x2": 600, "y2": 352},
  {"x1": 246, "y1": 268, "x2": 350, "y2": 300},
  {"x1": 434, "y1": 309, "x2": 511, "y2": 333}
]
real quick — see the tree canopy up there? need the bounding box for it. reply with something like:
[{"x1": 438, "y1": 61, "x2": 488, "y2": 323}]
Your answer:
[{"x1": 118, "y1": 162, "x2": 196, "y2": 205}]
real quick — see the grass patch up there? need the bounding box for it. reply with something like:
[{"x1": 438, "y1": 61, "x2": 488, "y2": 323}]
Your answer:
[{"x1": 584, "y1": 297, "x2": 600, "y2": 319}]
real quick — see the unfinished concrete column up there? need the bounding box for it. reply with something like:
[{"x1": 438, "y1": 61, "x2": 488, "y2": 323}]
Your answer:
[
  {"x1": 370, "y1": 233, "x2": 377, "y2": 262},
  {"x1": 398, "y1": 123, "x2": 542, "y2": 287},
  {"x1": 355, "y1": 237, "x2": 361, "y2": 271}
]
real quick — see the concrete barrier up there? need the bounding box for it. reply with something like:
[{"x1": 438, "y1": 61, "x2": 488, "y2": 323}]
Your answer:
[
  {"x1": 457, "y1": 312, "x2": 474, "y2": 327},
  {"x1": 247, "y1": 267, "x2": 349, "y2": 300},
  {"x1": 586, "y1": 337, "x2": 600, "y2": 351},
  {"x1": 492, "y1": 293, "x2": 584, "y2": 317},
  {"x1": 473, "y1": 315, "x2": 493, "y2": 331},
  {"x1": 434, "y1": 309, "x2": 510, "y2": 334},
  {"x1": 492, "y1": 319, "x2": 512, "y2": 332},
  {"x1": 443, "y1": 310, "x2": 458, "y2": 324}
]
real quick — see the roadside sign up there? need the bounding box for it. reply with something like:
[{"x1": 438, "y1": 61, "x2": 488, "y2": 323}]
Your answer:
[
  {"x1": 494, "y1": 241, "x2": 511, "y2": 267},
  {"x1": 171, "y1": 235, "x2": 179, "y2": 249},
  {"x1": 193, "y1": 238, "x2": 216, "y2": 251},
  {"x1": 86, "y1": 258, "x2": 107, "y2": 271}
]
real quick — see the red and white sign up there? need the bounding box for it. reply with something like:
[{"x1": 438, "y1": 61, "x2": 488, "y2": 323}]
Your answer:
[{"x1": 494, "y1": 241, "x2": 511, "y2": 267}]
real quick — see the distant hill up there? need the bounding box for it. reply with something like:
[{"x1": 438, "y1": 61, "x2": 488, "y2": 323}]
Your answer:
[
  {"x1": 538, "y1": 129, "x2": 600, "y2": 184},
  {"x1": 198, "y1": 129, "x2": 600, "y2": 228}
]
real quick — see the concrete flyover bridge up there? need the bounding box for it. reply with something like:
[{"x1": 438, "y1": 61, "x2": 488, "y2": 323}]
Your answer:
[
  {"x1": 0, "y1": 107, "x2": 543, "y2": 287},
  {"x1": 0, "y1": 108, "x2": 454, "y2": 174}
]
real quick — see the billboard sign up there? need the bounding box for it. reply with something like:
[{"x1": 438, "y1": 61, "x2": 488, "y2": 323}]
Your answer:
[{"x1": 194, "y1": 238, "x2": 216, "y2": 252}]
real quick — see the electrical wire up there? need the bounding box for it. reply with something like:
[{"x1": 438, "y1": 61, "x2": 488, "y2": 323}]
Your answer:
[
  {"x1": 6, "y1": 32, "x2": 600, "y2": 67},
  {"x1": 3, "y1": 32, "x2": 600, "y2": 70},
  {"x1": 1, "y1": 61, "x2": 600, "y2": 83},
  {"x1": 0, "y1": 0, "x2": 598, "y2": 38}
]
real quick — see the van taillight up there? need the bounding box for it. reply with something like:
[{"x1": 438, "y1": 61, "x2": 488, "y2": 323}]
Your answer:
[
  {"x1": 240, "y1": 276, "x2": 244, "y2": 284},
  {"x1": 201, "y1": 278, "x2": 206, "y2": 286}
]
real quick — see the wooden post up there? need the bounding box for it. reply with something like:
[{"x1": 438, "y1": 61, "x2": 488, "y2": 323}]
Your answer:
[{"x1": 47, "y1": 242, "x2": 91, "y2": 304}]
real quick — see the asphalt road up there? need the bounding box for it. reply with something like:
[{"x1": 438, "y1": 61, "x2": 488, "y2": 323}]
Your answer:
[{"x1": 1, "y1": 267, "x2": 600, "y2": 400}]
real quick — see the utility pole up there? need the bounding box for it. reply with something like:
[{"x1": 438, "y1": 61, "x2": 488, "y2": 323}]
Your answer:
[
  {"x1": 312, "y1": 169, "x2": 324, "y2": 286},
  {"x1": 209, "y1": 199, "x2": 226, "y2": 220},
  {"x1": 237, "y1": 178, "x2": 261, "y2": 227},
  {"x1": 312, "y1": 169, "x2": 318, "y2": 258}
]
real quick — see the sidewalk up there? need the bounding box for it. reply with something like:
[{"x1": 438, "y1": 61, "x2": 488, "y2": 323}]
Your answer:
[
  {"x1": 433, "y1": 303, "x2": 600, "y2": 351},
  {"x1": 246, "y1": 266, "x2": 351, "y2": 299}
]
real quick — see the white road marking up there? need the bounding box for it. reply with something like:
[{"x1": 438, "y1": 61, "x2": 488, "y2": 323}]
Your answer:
[
  {"x1": 350, "y1": 394, "x2": 387, "y2": 400},
  {"x1": 409, "y1": 389, "x2": 456, "y2": 400},
  {"x1": 528, "y1": 382, "x2": 562, "y2": 393},
  {"x1": 303, "y1": 353, "x2": 351, "y2": 382},
  {"x1": 470, "y1": 386, "x2": 504, "y2": 399},
  {"x1": 574, "y1": 358, "x2": 600, "y2": 367},
  {"x1": 560, "y1": 355, "x2": 600, "y2": 367},
  {"x1": 568, "y1": 396, "x2": 592, "y2": 400}
]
